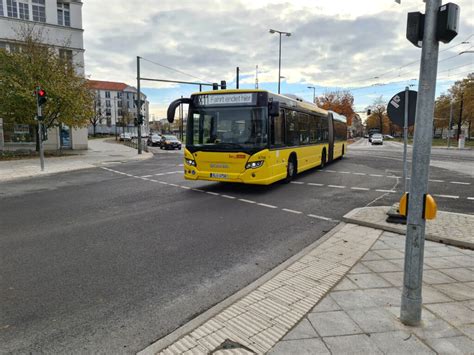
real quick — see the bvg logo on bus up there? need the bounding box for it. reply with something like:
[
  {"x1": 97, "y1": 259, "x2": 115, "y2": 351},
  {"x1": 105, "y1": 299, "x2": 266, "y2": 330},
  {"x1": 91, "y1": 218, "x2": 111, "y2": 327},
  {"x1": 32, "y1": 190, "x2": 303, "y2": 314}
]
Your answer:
[{"x1": 210, "y1": 163, "x2": 229, "y2": 169}]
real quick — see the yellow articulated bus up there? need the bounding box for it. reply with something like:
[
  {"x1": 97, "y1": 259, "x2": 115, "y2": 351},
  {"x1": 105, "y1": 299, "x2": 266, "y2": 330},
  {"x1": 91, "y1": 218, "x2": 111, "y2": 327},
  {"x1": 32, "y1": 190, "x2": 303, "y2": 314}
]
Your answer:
[{"x1": 167, "y1": 89, "x2": 347, "y2": 185}]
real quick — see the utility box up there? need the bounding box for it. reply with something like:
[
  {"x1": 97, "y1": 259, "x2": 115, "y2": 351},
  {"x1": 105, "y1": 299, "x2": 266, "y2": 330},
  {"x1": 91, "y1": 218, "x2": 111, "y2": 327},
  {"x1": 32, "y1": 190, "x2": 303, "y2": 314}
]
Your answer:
[
  {"x1": 437, "y1": 3, "x2": 460, "y2": 43},
  {"x1": 407, "y1": 12, "x2": 424, "y2": 47}
]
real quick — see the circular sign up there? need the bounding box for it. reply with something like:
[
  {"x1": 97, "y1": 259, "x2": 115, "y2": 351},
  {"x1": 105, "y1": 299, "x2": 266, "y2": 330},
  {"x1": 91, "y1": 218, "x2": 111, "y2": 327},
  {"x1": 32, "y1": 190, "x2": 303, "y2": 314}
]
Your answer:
[{"x1": 387, "y1": 90, "x2": 417, "y2": 127}]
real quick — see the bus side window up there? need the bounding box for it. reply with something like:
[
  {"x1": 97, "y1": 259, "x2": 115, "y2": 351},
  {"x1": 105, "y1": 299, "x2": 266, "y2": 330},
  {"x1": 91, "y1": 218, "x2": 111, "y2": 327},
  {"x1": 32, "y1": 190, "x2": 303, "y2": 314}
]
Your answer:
[
  {"x1": 310, "y1": 115, "x2": 319, "y2": 144},
  {"x1": 285, "y1": 110, "x2": 298, "y2": 146},
  {"x1": 271, "y1": 109, "x2": 285, "y2": 147}
]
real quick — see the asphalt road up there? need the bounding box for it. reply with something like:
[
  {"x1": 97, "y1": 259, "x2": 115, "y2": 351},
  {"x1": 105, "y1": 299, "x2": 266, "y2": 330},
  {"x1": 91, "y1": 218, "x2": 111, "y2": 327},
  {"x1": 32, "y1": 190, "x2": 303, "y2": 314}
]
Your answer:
[{"x1": 0, "y1": 139, "x2": 472, "y2": 353}]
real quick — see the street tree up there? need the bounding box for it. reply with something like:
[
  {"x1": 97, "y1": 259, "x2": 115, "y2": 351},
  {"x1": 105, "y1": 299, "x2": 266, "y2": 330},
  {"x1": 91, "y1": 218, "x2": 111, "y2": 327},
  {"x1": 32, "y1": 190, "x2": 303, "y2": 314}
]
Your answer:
[
  {"x1": 316, "y1": 90, "x2": 355, "y2": 126},
  {"x1": 90, "y1": 91, "x2": 105, "y2": 137},
  {"x1": 0, "y1": 27, "x2": 94, "y2": 149}
]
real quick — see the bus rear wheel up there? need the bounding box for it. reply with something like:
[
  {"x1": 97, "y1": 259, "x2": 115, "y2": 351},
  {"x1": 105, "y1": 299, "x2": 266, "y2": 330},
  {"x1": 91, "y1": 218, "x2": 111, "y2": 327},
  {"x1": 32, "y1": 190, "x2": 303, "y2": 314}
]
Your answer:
[{"x1": 284, "y1": 155, "x2": 297, "y2": 183}]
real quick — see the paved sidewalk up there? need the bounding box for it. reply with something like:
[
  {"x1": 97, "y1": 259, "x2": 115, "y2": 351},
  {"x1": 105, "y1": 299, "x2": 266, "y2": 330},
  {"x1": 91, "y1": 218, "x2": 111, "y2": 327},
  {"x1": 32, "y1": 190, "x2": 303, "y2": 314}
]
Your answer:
[
  {"x1": 143, "y1": 209, "x2": 474, "y2": 355},
  {"x1": 344, "y1": 206, "x2": 474, "y2": 250},
  {"x1": 0, "y1": 138, "x2": 152, "y2": 182}
]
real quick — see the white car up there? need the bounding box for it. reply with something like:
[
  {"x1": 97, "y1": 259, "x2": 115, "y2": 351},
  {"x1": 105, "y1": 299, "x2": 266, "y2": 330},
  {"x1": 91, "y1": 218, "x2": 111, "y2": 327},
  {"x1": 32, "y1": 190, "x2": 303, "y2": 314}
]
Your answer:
[
  {"x1": 371, "y1": 133, "x2": 383, "y2": 145},
  {"x1": 119, "y1": 132, "x2": 132, "y2": 141}
]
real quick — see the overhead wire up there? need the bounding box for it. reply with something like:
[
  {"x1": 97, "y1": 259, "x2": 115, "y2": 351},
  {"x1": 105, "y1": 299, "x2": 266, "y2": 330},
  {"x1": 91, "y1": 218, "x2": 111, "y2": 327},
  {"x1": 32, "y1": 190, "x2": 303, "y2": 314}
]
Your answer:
[{"x1": 140, "y1": 57, "x2": 213, "y2": 84}]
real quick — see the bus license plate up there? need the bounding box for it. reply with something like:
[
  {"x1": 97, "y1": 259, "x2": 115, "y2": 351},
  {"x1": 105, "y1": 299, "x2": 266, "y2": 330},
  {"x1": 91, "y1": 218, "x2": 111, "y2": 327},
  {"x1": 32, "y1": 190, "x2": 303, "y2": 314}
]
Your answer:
[{"x1": 210, "y1": 173, "x2": 228, "y2": 179}]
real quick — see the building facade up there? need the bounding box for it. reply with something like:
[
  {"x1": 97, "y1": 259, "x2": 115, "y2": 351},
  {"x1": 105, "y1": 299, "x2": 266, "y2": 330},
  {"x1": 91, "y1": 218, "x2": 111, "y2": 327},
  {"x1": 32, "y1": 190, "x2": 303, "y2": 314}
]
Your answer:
[
  {"x1": 87, "y1": 80, "x2": 150, "y2": 137},
  {"x1": 0, "y1": 0, "x2": 87, "y2": 151}
]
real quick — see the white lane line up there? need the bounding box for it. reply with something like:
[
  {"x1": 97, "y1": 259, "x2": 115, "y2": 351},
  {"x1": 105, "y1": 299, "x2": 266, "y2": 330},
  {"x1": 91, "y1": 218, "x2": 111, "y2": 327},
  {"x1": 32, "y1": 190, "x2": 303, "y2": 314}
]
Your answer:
[
  {"x1": 221, "y1": 195, "x2": 236, "y2": 199},
  {"x1": 429, "y1": 179, "x2": 445, "y2": 183},
  {"x1": 369, "y1": 174, "x2": 383, "y2": 177},
  {"x1": 375, "y1": 189, "x2": 396, "y2": 193},
  {"x1": 386, "y1": 176, "x2": 400, "y2": 179},
  {"x1": 192, "y1": 188, "x2": 204, "y2": 192},
  {"x1": 239, "y1": 199, "x2": 256, "y2": 204},
  {"x1": 307, "y1": 214, "x2": 333, "y2": 221},
  {"x1": 257, "y1": 203, "x2": 278, "y2": 209},
  {"x1": 290, "y1": 181, "x2": 304, "y2": 185},
  {"x1": 468, "y1": 197, "x2": 474, "y2": 200},
  {"x1": 434, "y1": 194, "x2": 459, "y2": 199},
  {"x1": 158, "y1": 181, "x2": 168, "y2": 185},
  {"x1": 450, "y1": 181, "x2": 470, "y2": 185},
  {"x1": 180, "y1": 186, "x2": 191, "y2": 190},
  {"x1": 339, "y1": 171, "x2": 351, "y2": 174},
  {"x1": 140, "y1": 175, "x2": 153, "y2": 178},
  {"x1": 155, "y1": 173, "x2": 164, "y2": 176},
  {"x1": 351, "y1": 187, "x2": 370, "y2": 191},
  {"x1": 328, "y1": 185, "x2": 346, "y2": 189},
  {"x1": 353, "y1": 173, "x2": 366, "y2": 176},
  {"x1": 206, "y1": 191, "x2": 220, "y2": 196},
  {"x1": 168, "y1": 183, "x2": 179, "y2": 187},
  {"x1": 324, "y1": 170, "x2": 336, "y2": 173},
  {"x1": 308, "y1": 183, "x2": 324, "y2": 186},
  {"x1": 282, "y1": 208, "x2": 303, "y2": 214}
]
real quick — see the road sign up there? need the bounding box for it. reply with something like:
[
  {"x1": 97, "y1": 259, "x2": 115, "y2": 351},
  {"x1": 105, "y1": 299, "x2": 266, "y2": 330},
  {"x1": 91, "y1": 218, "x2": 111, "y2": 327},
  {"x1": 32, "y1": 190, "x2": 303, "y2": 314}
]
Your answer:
[{"x1": 387, "y1": 90, "x2": 417, "y2": 127}]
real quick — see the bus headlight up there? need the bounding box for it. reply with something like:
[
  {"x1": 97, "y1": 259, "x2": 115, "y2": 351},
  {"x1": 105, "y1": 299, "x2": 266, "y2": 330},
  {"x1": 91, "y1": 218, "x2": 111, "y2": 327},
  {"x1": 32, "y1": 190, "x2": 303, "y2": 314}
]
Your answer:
[
  {"x1": 245, "y1": 160, "x2": 264, "y2": 169},
  {"x1": 185, "y1": 158, "x2": 196, "y2": 167}
]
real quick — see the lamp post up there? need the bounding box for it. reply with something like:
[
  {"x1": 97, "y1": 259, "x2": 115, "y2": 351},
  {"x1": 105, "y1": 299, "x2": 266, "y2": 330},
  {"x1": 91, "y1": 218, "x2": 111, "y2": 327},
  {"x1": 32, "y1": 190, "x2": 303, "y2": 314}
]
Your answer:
[
  {"x1": 269, "y1": 29, "x2": 291, "y2": 94},
  {"x1": 307, "y1": 86, "x2": 316, "y2": 103}
]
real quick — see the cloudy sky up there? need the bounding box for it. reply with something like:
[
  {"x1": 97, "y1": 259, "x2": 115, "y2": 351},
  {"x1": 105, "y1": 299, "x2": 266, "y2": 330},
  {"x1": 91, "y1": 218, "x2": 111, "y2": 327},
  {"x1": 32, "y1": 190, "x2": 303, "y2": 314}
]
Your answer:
[{"x1": 83, "y1": 0, "x2": 473, "y2": 118}]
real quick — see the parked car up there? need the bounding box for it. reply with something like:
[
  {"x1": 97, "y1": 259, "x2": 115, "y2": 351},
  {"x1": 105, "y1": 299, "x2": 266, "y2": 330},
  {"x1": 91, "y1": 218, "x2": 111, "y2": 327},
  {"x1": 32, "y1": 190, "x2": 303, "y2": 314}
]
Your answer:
[
  {"x1": 371, "y1": 133, "x2": 384, "y2": 145},
  {"x1": 160, "y1": 135, "x2": 182, "y2": 150},
  {"x1": 147, "y1": 133, "x2": 163, "y2": 146},
  {"x1": 119, "y1": 132, "x2": 132, "y2": 141},
  {"x1": 383, "y1": 134, "x2": 394, "y2": 139}
]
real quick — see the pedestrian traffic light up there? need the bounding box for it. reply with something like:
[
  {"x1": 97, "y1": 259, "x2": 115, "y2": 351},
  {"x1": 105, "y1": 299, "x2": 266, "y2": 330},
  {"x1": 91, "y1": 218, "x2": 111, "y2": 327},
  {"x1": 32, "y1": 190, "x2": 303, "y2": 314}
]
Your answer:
[
  {"x1": 134, "y1": 114, "x2": 144, "y2": 126},
  {"x1": 37, "y1": 88, "x2": 47, "y2": 106}
]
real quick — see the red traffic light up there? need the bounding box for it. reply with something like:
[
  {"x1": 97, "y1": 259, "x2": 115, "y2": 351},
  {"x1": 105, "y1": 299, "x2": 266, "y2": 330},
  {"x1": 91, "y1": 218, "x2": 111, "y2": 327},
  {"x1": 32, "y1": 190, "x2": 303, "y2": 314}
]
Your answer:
[{"x1": 38, "y1": 89, "x2": 46, "y2": 97}]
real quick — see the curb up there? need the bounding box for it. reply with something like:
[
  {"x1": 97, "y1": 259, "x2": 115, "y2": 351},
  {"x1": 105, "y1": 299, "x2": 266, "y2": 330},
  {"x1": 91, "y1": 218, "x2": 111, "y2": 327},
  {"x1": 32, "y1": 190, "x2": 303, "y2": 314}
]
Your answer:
[
  {"x1": 343, "y1": 207, "x2": 474, "y2": 250},
  {"x1": 138, "y1": 223, "x2": 347, "y2": 355}
]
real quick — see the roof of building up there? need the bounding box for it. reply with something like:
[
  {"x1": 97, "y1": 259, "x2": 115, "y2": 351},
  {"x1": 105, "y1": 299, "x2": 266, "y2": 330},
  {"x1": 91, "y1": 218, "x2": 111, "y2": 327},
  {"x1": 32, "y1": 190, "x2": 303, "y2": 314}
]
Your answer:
[{"x1": 88, "y1": 80, "x2": 129, "y2": 91}]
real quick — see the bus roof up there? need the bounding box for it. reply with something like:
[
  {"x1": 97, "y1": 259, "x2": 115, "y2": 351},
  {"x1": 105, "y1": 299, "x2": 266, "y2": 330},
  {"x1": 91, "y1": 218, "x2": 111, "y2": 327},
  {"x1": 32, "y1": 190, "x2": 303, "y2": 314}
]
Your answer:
[{"x1": 191, "y1": 89, "x2": 329, "y2": 116}]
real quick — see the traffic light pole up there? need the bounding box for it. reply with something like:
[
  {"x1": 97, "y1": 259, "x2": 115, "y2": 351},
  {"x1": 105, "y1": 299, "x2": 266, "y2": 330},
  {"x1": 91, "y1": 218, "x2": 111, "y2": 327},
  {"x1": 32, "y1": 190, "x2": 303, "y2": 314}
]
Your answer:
[
  {"x1": 403, "y1": 86, "x2": 409, "y2": 192},
  {"x1": 400, "y1": 0, "x2": 440, "y2": 326},
  {"x1": 36, "y1": 87, "x2": 45, "y2": 171},
  {"x1": 137, "y1": 56, "x2": 142, "y2": 155}
]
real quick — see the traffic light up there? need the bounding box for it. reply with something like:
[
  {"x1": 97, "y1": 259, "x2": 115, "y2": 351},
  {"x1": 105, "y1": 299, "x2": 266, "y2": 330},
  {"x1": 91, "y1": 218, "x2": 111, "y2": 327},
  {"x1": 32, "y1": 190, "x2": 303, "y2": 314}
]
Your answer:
[
  {"x1": 134, "y1": 114, "x2": 144, "y2": 126},
  {"x1": 37, "y1": 88, "x2": 47, "y2": 106}
]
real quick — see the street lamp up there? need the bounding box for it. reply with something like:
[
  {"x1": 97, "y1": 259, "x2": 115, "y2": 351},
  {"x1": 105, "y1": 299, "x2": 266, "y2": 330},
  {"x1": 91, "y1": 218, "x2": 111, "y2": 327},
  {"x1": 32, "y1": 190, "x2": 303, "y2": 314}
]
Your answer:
[
  {"x1": 307, "y1": 86, "x2": 316, "y2": 103},
  {"x1": 269, "y1": 29, "x2": 291, "y2": 94}
]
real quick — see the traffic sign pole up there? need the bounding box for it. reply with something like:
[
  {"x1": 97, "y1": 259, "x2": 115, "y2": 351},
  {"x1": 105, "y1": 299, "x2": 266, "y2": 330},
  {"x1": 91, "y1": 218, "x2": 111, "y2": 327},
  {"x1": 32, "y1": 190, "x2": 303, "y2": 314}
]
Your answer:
[
  {"x1": 400, "y1": 0, "x2": 441, "y2": 326},
  {"x1": 36, "y1": 86, "x2": 45, "y2": 171},
  {"x1": 137, "y1": 56, "x2": 142, "y2": 155},
  {"x1": 403, "y1": 86, "x2": 409, "y2": 192}
]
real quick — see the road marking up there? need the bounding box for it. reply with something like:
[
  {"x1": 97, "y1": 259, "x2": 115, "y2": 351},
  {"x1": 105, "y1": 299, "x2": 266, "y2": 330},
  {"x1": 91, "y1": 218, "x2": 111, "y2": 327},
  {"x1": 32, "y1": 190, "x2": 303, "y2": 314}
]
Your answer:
[
  {"x1": 308, "y1": 183, "x2": 324, "y2": 186},
  {"x1": 324, "y1": 169, "x2": 336, "y2": 173},
  {"x1": 180, "y1": 186, "x2": 191, "y2": 190},
  {"x1": 257, "y1": 203, "x2": 278, "y2": 209},
  {"x1": 239, "y1": 199, "x2": 256, "y2": 204},
  {"x1": 221, "y1": 195, "x2": 236, "y2": 199},
  {"x1": 468, "y1": 197, "x2": 474, "y2": 200},
  {"x1": 290, "y1": 181, "x2": 304, "y2": 185},
  {"x1": 282, "y1": 208, "x2": 303, "y2": 214},
  {"x1": 192, "y1": 188, "x2": 204, "y2": 192},
  {"x1": 369, "y1": 174, "x2": 383, "y2": 177},
  {"x1": 328, "y1": 185, "x2": 346, "y2": 189},
  {"x1": 308, "y1": 214, "x2": 333, "y2": 221},
  {"x1": 141, "y1": 175, "x2": 153, "y2": 178},
  {"x1": 386, "y1": 176, "x2": 400, "y2": 179},
  {"x1": 375, "y1": 189, "x2": 396, "y2": 193},
  {"x1": 206, "y1": 191, "x2": 220, "y2": 196},
  {"x1": 429, "y1": 179, "x2": 445, "y2": 183},
  {"x1": 339, "y1": 171, "x2": 351, "y2": 174},
  {"x1": 155, "y1": 173, "x2": 164, "y2": 176},
  {"x1": 434, "y1": 194, "x2": 459, "y2": 199},
  {"x1": 450, "y1": 181, "x2": 470, "y2": 185},
  {"x1": 350, "y1": 187, "x2": 370, "y2": 191},
  {"x1": 353, "y1": 173, "x2": 366, "y2": 176}
]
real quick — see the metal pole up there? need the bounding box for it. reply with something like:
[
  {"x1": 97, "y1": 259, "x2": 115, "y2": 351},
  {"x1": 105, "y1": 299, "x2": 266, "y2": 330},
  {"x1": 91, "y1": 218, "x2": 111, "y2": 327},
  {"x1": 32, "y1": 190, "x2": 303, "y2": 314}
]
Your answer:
[
  {"x1": 38, "y1": 120, "x2": 44, "y2": 171},
  {"x1": 403, "y1": 86, "x2": 409, "y2": 192},
  {"x1": 447, "y1": 100, "x2": 453, "y2": 148},
  {"x1": 137, "y1": 56, "x2": 142, "y2": 154},
  {"x1": 180, "y1": 95, "x2": 183, "y2": 140},
  {"x1": 236, "y1": 67, "x2": 240, "y2": 89},
  {"x1": 400, "y1": 0, "x2": 440, "y2": 326},
  {"x1": 456, "y1": 91, "x2": 464, "y2": 141},
  {"x1": 278, "y1": 33, "x2": 282, "y2": 94}
]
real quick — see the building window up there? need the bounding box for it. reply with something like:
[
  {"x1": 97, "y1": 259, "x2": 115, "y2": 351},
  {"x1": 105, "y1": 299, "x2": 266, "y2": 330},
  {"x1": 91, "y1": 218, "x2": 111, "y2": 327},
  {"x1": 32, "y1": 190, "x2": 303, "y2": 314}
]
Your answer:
[
  {"x1": 127, "y1": 92, "x2": 131, "y2": 99},
  {"x1": 59, "y1": 49, "x2": 73, "y2": 68},
  {"x1": 57, "y1": 2, "x2": 70, "y2": 26},
  {"x1": 0, "y1": 42, "x2": 6, "y2": 51},
  {"x1": 117, "y1": 100, "x2": 122, "y2": 107},
  {"x1": 117, "y1": 92, "x2": 122, "y2": 99},
  {"x1": 105, "y1": 91, "x2": 110, "y2": 98},
  {"x1": 18, "y1": 1, "x2": 29, "y2": 19},
  {"x1": 32, "y1": 0, "x2": 46, "y2": 22},
  {"x1": 127, "y1": 101, "x2": 130, "y2": 109},
  {"x1": 106, "y1": 108, "x2": 111, "y2": 116},
  {"x1": 7, "y1": 0, "x2": 18, "y2": 18},
  {"x1": 105, "y1": 100, "x2": 111, "y2": 108},
  {"x1": 118, "y1": 109, "x2": 123, "y2": 117}
]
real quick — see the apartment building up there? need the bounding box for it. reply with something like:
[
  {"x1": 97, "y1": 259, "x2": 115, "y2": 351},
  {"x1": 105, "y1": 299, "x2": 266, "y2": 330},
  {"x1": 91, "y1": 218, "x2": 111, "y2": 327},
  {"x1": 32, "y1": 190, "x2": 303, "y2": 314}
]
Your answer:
[
  {"x1": 0, "y1": 0, "x2": 87, "y2": 151},
  {"x1": 88, "y1": 80, "x2": 150, "y2": 137}
]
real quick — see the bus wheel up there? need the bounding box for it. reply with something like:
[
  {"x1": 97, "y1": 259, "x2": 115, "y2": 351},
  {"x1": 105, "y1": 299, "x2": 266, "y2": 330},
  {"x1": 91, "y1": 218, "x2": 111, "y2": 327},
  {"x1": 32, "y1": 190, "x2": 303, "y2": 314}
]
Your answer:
[
  {"x1": 320, "y1": 150, "x2": 327, "y2": 168},
  {"x1": 341, "y1": 145, "x2": 345, "y2": 158},
  {"x1": 284, "y1": 155, "x2": 297, "y2": 183}
]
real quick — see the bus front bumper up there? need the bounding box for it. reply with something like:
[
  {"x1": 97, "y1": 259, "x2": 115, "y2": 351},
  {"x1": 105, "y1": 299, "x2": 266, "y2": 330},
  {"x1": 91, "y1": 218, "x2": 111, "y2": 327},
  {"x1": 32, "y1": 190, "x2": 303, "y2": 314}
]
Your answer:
[{"x1": 183, "y1": 166, "x2": 276, "y2": 185}]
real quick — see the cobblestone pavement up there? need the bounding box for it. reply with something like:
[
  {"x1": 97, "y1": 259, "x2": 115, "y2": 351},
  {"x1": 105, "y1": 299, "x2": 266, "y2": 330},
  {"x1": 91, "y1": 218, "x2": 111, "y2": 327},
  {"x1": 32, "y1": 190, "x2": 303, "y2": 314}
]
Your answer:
[
  {"x1": 0, "y1": 139, "x2": 152, "y2": 182},
  {"x1": 344, "y1": 206, "x2": 474, "y2": 250},
  {"x1": 270, "y1": 231, "x2": 474, "y2": 355}
]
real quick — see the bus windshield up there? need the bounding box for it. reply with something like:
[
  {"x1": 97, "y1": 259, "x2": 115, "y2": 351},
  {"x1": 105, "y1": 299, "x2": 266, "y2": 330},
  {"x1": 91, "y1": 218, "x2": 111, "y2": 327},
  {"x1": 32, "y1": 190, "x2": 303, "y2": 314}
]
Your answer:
[{"x1": 188, "y1": 107, "x2": 268, "y2": 151}]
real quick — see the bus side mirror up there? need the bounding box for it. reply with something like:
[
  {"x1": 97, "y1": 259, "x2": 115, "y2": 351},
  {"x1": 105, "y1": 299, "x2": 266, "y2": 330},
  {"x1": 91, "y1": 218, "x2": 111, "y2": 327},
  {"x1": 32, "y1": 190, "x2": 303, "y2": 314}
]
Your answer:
[
  {"x1": 269, "y1": 101, "x2": 280, "y2": 116},
  {"x1": 167, "y1": 98, "x2": 192, "y2": 123}
]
